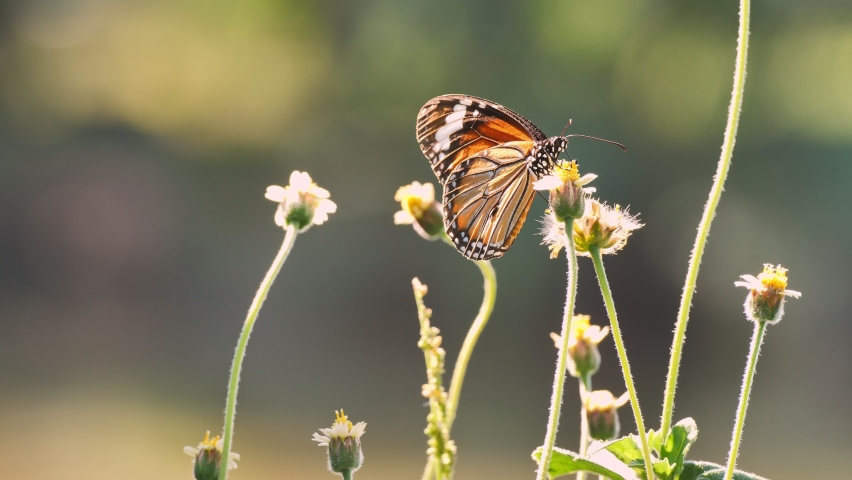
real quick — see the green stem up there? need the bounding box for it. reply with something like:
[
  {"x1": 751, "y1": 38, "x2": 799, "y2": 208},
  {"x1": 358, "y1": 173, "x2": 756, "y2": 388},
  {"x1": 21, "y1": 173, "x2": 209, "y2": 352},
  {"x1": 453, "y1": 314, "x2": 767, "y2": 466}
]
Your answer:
[
  {"x1": 590, "y1": 247, "x2": 654, "y2": 480},
  {"x1": 423, "y1": 237, "x2": 498, "y2": 480},
  {"x1": 577, "y1": 374, "x2": 592, "y2": 480},
  {"x1": 660, "y1": 0, "x2": 751, "y2": 439},
  {"x1": 342, "y1": 469, "x2": 353, "y2": 480},
  {"x1": 535, "y1": 229, "x2": 579, "y2": 480},
  {"x1": 724, "y1": 321, "x2": 767, "y2": 480},
  {"x1": 446, "y1": 259, "x2": 497, "y2": 428},
  {"x1": 218, "y1": 225, "x2": 298, "y2": 480}
]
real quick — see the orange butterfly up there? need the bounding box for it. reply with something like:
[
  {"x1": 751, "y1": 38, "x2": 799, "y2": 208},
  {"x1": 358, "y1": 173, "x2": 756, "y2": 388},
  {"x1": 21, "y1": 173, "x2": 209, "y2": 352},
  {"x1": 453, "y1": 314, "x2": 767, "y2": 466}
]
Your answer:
[{"x1": 416, "y1": 94, "x2": 572, "y2": 260}]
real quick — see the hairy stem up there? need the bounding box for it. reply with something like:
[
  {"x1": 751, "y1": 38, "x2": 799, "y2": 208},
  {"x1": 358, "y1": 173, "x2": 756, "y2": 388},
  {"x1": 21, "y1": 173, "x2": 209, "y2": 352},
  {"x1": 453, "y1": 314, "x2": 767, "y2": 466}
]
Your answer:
[
  {"x1": 446, "y1": 260, "x2": 497, "y2": 427},
  {"x1": 577, "y1": 374, "x2": 592, "y2": 480},
  {"x1": 590, "y1": 247, "x2": 654, "y2": 480},
  {"x1": 219, "y1": 225, "x2": 298, "y2": 480},
  {"x1": 535, "y1": 229, "x2": 579, "y2": 480},
  {"x1": 660, "y1": 0, "x2": 751, "y2": 439},
  {"x1": 724, "y1": 321, "x2": 767, "y2": 480}
]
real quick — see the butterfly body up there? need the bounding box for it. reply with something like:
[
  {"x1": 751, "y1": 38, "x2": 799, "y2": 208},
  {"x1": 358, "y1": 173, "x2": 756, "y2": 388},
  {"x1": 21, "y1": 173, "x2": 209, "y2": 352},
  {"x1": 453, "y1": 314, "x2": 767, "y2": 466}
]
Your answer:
[{"x1": 416, "y1": 94, "x2": 568, "y2": 260}]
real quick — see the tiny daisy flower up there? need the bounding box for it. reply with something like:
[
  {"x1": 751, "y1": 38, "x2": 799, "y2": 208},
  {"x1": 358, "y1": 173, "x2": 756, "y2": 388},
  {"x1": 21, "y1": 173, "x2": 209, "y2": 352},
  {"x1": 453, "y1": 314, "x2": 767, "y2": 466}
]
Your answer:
[
  {"x1": 573, "y1": 199, "x2": 642, "y2": 257},
  {"x1": 394, "y1": 181, "x2": 444, "y2": 240},
  {"x1": 313, "y1": 409, "x2": 367, "y2": 476},
  {"x1": 265, "y1": 171, "x2": 337, "y2": 232},
  {"x1": 183, "y1": 431, "x2": 240, "y2": 480},
  {"x1": 583, "y1": 390, "x2": 630, "y2": 441},
  {"x1": 735, "y1": 264, "x2": 801, "y2": 324},
  {"x1": 533, "y1": 160, "x2": 597, "y2": 222},
  {"x1": 550, "y1": 314, "x2": 610, "y2": 378}
]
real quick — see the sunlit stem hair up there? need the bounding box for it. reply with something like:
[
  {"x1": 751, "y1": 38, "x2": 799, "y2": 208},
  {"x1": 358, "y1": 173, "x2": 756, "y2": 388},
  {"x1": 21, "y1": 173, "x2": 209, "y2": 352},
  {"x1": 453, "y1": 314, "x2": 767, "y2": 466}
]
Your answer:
[
  {"x1": 535, "y1": 226, "x2": 579, "y2": 480},
  {"x1": 589, "y1": 246, "x2": 654, "y2": 480},
  {"x1": 421, "y1": 236, "x2": 497, "y2": 480},
  {"x1": 218, "y1": 225, "x2": 298, "y2": 480},
  {"x1": 660, "y1": 0, "x2": 752, "y2": 440}
]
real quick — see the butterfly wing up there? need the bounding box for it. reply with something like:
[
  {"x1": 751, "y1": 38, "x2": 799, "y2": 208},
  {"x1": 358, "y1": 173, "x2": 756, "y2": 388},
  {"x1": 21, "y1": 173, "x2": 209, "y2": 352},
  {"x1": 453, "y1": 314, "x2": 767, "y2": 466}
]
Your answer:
[
  {"x1": 443, "y1": 141, "x2": 537, "y2": 260},
  {"x1": 416, "y1": 95, "x2": 547, "y2": 184}
]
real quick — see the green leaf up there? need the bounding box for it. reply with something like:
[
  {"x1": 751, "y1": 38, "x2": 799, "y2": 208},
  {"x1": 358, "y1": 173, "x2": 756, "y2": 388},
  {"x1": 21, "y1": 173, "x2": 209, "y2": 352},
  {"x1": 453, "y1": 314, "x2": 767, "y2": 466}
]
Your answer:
[
  {"x1": 645, "y1": 417, "x2": 699, "y2": 479},
  {"x1": 653, "y1": 459, "x2": 675, "y2": 479},
  {"x1": 602, "y1": 436, "x2": 644, "y2": 465},
  {"x1": 681, "y1": 461, "x2": 770, "y2": 480},
  {"x1": 532, "y1": 446, "x2": 627, "y2": 480}
]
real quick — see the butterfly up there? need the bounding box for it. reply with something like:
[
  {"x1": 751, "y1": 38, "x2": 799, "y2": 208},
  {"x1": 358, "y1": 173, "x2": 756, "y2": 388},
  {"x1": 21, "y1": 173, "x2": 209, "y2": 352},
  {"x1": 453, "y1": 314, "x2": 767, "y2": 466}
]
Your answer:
[{"x1": 416, "y1": 94, "x2": 575, "y2": 260}]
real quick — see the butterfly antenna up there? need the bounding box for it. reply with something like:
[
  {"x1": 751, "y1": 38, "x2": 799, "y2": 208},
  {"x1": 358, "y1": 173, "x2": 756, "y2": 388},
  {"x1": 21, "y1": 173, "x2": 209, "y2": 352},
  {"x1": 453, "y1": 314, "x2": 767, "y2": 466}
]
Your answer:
[
  {"x1": 565, "y1": 134, "x2": 627, "y2": 152},
  {"x1": 560, "y1": 119, "x2": 574, "y2": 137}
]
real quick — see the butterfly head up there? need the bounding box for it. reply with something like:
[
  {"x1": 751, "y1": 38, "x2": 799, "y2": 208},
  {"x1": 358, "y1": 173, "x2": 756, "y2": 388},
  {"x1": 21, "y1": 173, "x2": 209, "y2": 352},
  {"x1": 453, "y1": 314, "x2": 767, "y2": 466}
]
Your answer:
[{"x1": 530, "y1": 136, "x2": 570, "y2": 177}]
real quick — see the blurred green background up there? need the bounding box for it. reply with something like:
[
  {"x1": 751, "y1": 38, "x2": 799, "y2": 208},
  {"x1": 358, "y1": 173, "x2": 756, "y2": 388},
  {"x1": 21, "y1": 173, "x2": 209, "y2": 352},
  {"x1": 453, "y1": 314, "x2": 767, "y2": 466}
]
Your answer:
[{"x1": 1, "y1": 0, "x2": 850, "y2": 478}]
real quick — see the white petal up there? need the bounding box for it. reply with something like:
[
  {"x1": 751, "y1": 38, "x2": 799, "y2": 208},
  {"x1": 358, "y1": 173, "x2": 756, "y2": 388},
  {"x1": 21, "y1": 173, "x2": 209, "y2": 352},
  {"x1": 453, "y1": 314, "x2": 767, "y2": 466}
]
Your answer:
[
  {"x1": 184, "y1": 446, "x2": 199, "y2": 457},
  {"x1": 533, "y1": 176, "x2": 562, "y2": 191},
  {"x1": 312, "y1": 211, "x2": 329, "y2": 225},
  {"x1": 422, "y1": 183, "x2": 436, "y2": 203},
  {"x1": 614, "y1": 391, "x2": 630, "y2": 407},
  {"x1": 394, "y1": 210, "x2": 415, "y2": 225},
  {"x1": 265, "y1": 185, "x2": 287, "y2": 202},
  {"x1": 783, "y1": 289, "x2": 802, "y2": 298},
  {"x1": 309, "y1": 185, "x2": 331, "y2": 199},
  {"x1": 577, "y1": 173, "x2": 598, "y2": 186},
  {"x1": 582, "y1": 187, "x2": 597, "y2": 194},
  {"x1": 274, "y1": 208, "x2": 286, "y2": 227},
  {"x1": 319, "y1": 198, "x2": 337, "y2": 214},
  {"x1": 350, "y1": 421, "x2": 367, "y2": 438},
  {"x1": 289, "y1": 171, "x2": 312, "y2": 190}
]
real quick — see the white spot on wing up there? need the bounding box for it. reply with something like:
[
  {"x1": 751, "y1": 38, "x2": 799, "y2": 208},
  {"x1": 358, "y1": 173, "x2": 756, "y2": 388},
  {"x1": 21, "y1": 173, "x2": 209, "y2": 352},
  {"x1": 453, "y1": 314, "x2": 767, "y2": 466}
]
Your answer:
[
  {"x1": 433, "y1": 136, "x2": 452, "y2": 152},
  {"x1": 445, "y1": 110, "x2": 466, "y2": 124},
  {"x1": 435, "y1": 120, "x2": 464, "y2": 144},
  {"x1": 453, "y1": 104, "x2": 467, "y2": 112},
  {"x1": 459, "y1": 98, "x2": 473, "y2": 106}
]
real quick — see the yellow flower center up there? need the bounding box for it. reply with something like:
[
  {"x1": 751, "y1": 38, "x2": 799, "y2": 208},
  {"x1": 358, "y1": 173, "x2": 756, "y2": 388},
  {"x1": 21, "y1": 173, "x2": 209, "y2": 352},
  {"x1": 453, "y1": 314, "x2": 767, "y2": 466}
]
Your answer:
[
  {"x1": 554, "y1": 160, "x2": 581, "y2": 183},
  {"x1": 200, "y1": 431, "x2": 221, "y2": 450},
  {"x1": 758, "y1": 264, "x2": 788, "y2": 292},
  {"x1": 334, "y1": 409, "x2": 354, "y2": 430},
  {"x1": 395, "y1": 185, "x2": 431, "y2": 219},
  {"x1": 571, "y1": 314, "x2": 591, "y2": 339}
]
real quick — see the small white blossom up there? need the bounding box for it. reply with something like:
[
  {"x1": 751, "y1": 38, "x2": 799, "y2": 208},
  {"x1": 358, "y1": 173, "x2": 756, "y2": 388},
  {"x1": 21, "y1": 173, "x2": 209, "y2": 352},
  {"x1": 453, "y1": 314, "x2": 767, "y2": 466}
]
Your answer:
[{"x1": 265, "y1": 171, "x2": 337, "y2": 232}]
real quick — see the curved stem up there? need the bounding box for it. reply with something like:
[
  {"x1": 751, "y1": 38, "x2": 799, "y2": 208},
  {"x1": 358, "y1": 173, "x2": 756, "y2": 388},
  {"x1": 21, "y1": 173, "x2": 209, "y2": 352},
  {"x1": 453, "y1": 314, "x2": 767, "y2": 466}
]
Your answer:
[
  {"x1": 535, "y1": 229, "x2": 579, "y2": 480},
  {"x1": 661, "y1": 0, "x2": 751, "y2": 439},
  {"x1": 590, "y1": 247, "x2": 654, "y2": 480},
  {"x1": 424, "y1": 240, "x2": 498, "y2": 480},
  {"x1": 218, "y1": 226, "x2": 298, "y2": 480},
  {"x1": 577, "y1": 374, "x2": 593, "y2": 480},
  {"x1": 724, "y1": 321, "x2": 767, "y2": 480},
  {"x1": 446, "y1": 260, "x2": 497, "y2": 427}
]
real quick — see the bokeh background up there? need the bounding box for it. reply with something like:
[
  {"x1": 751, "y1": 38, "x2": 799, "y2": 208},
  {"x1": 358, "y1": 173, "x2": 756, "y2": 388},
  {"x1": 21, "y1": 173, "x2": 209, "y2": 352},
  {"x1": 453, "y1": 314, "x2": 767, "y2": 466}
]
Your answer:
[{"x1": 1, "y1": 0, "x2": 850, "y2": 479}]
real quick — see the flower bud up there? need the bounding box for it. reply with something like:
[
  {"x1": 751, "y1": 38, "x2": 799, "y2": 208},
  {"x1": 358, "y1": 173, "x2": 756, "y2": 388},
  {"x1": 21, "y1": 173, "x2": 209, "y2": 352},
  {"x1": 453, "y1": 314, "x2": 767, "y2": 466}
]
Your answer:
[
  {"x1": 735, "y1": 264, "x2": 801, "y2": 324},
  {"x1": 550, "y1": 315, "x2": 610, "y2": 378},
  {"x1": 313, "y1": 409, "x2": 367, "y2": 476},
  {"x1": 583, "y1": 390, "x2": 629, "y2": 441},
  {"x1": 394, "y1": 182, "x2": 445, "y2": 240},
  {"x1": 533, "y1": 160, "x2": 597, "y2": 223},
  {"x1": 183, "y1": 431, "x2": 239, "y2": 480}
]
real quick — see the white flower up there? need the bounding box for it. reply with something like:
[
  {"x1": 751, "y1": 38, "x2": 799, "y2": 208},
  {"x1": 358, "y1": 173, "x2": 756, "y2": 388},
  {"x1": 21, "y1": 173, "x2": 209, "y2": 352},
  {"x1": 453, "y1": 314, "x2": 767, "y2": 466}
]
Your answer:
[
  {"x1": 533, "y1": 160, "x2": 597, "y2": 222},
  {"x1": 573, "y1": 199, "x2": 642, "y2": 256},
  {"x1": 183, "y1": 431, "x2": 240, "y2": 472},
  {"x1": 312, "y1": 410, "x2": 367, "y2": 447},
  {"x1": 734, "y1": 264, "x2": 801, "y2": 298},
  {"x1": 265, "y1": 171, "x2": 337, "y2": 232},
  {"x1": 394, "y1": 181, "x2": 436, "y2": 225}
]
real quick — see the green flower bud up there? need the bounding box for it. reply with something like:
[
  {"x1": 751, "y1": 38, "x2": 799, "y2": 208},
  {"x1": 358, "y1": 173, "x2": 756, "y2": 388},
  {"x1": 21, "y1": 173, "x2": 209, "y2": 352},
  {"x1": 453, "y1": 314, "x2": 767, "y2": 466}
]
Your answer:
[
  {"x1": 313, "y1": 410, "x2": 367, "y2": 477},
  {"x1": 735, "y1": 264, "x2": 801, "y2": 324},
  {"x1": 550, "y1": 314, "x2": 610, "y2": 378},
  {"x1": 183, "y1": 431, "x2": 239, "y2": 480},
  {"x1": 584, "y1": 390, "x2": 629, "y2": 441}
]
